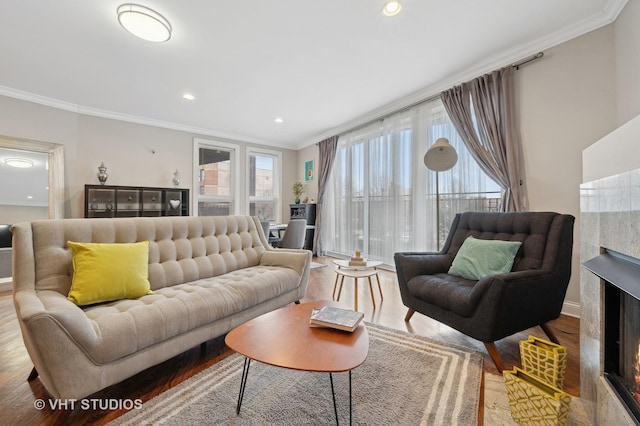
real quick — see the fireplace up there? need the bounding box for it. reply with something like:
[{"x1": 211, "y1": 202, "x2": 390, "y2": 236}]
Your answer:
[{"x1": 584, "y1": 249, "x2": 640, "y2": 423}]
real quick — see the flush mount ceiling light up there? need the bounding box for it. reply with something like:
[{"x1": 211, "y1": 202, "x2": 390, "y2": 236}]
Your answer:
[
  {"x1": 5, "y1": 158, "x2": 34, "y2": 168},
  {"x1": 117, "y1": 4, "x2": 172, "y2": 42},
  {"x1": 382, "y1": 0, "x2": 402, "y2": 16},
  {"x1": 182, "y1": 93, "x2": 195, "y2": 100},
  {"x1": 274, "y1": 117, "x2": 284, "y2": 124}
]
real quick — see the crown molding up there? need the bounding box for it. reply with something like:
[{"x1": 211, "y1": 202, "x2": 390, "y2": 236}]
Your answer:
[
  {"x1": 295, "y1": 0, "x2": 628, "y2": 150},
  {"x1": 0, "y1": 85, "x2": 294, "y2": 150}
]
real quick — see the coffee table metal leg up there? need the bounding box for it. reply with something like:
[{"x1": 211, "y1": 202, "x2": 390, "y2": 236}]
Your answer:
[
  {"x1": 329, "y1": 372, "x2": 339, "y2": 425},
  {"x1": 329, "y1": 370, "x2": 354, "y2": 426},
  {"x1": 236, "y1": 357, "x2": 251, "y2": 415},
  {"x1": 349, "y1": 370, "x2": 352, "y2": 426}
]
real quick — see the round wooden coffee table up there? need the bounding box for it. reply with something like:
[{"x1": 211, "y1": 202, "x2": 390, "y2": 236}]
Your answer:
[{"x1": 225, "y1": 301, "x2": 369, "y2": 425}]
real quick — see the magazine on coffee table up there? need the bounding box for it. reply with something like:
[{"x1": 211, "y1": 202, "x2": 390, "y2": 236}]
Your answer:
[{"x1": 309, "y1": 306, "x2": 364, "y2": 332}]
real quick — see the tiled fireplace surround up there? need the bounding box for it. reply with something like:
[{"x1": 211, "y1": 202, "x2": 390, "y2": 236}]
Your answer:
[{"x1": 580, "y1": 167, "x2": 640, "y2": 425}]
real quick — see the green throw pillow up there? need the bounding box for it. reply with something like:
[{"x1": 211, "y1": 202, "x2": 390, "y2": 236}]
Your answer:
[
  {"x1": 67, "y1": 241, "x2": 152, "y2": 306},
  {"x1": 448, "y1": 236, "x2": 522, "y2": 280}
]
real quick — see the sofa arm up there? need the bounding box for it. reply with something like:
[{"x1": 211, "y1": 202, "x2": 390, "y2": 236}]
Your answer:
[
  {"x1": 259, "y1": 249, "x2": 312, "y2": 277},
  {"x1": 394, "y1": 252, "x2": 453, "y2": 284}
]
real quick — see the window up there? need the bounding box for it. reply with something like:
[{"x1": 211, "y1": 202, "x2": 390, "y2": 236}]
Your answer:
[
  {"x1": 247, "y1": 149, "x2": 280, "y2": 221},
  {"x1": 321, "y1": 98, "x2": 502, "y2": 265},
  {"x1": 194, "y1": 139, "x2": 239, "y2": 216}
]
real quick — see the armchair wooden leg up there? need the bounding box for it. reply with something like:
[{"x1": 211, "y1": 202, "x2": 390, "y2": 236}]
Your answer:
[
  {"x1": 484, "y1": 342, "x2": 504, "y2": 373},
  {"x1": 28, "y1": 367, "x2": 39, "y2": 381},
  {"x1": 404, "y1": 308, "x2": 416, "y2": 322},
  {"x1": 540, "y1": 323, "x2": 560, "y2": 344}
]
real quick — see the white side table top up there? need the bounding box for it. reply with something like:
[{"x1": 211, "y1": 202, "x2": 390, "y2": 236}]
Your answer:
[{"x1": 332, "y1": 259, "x2": 382, "y2": 270}]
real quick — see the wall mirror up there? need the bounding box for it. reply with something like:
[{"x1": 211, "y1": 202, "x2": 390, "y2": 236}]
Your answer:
[{"x1": 0, "y1": 136, "x2": 65, "y2": 222}]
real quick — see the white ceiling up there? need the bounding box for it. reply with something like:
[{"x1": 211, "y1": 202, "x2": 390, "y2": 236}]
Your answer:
[{"x1": 0, "y1": 0, "x2": 626, "y2": 150}]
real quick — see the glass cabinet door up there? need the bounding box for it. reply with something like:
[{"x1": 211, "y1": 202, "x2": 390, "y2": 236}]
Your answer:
[
  {"x1": 165, "y1": 190, "x2": 183, "y2": 216},
  {"x1": 141, "y1": 190, "x2": 162, "y2": 217},
  {"x1": 116, "y1": 189, "x2": 140, "y2": 217},
  {"x1": 87, "y1": 188, "x2": 116, "y2": 218}
]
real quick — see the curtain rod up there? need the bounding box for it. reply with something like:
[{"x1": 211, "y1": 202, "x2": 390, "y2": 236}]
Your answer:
[
  {"x1": 329, "y1": 51, "x2": 544, "y2": 140},
  {"x1": 511, "y1": 52, "x2": 544, "y2": 70}
]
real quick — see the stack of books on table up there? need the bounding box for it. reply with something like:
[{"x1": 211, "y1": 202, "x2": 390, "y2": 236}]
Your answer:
[{"x1": 309, "y1": 306, "x2": 364, "y2": 332}]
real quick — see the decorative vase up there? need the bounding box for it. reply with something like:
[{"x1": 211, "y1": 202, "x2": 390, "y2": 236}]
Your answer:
[
  {"x1": 169, "y1": 199, "x2": 181, "y2": 209},
  {"x1": 295, "y1": 198, "x2": 301, "y2": 204},
  {"x1": 503, "y1": 367, "x2": 571, "y2": 425},
  {"x1": 173, "y1": 170, "x2": 180, "y2": 187},
  {"x1": 519, "y1": 335, "x2": 568, "y2": 389},
  {"x1": 97, "y1": 162, "x2": 108, "y2": 185}
]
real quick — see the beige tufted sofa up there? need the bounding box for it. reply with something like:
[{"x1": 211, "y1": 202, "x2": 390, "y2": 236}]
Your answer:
[{"x1": 11, "y1": 215, "x2": 311, "y2": 400}]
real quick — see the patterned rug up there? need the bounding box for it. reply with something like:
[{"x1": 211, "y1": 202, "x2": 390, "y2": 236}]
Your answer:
[{"x1": 109, "y1": 323, "x2": 483, "y2": 425}]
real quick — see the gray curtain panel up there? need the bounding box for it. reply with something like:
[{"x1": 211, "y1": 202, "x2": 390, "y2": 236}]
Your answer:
[
  {"x1": 313, "y1": 135, "x2": 338, "y2": 255},
  {"x1": 440, "y1": 66, "x2": 526, "y2": 211}
]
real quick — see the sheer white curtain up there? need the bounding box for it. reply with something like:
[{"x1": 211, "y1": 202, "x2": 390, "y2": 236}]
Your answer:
[{"x1": 321, "y1": 98, "x2": 500, "y2": 266}]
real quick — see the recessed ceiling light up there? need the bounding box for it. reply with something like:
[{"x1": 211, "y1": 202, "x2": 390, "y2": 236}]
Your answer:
[
  {"x1": 382, "y1": 1, "x2": 402, "y2": 16},
  {"x1": 5, "y1": 158, "x2": 34, "y2": 168},
  {"x1": 26, "y1": 196, "x2": 33, "y2": 200},
  {"x1": 274, "y1": 117, "x2": 284, "y2": 124},
  {"x1": 117, "y1": 4, "x2": 172, "y2": 42},
  {"x1": 182, "y1": 93, "x2": 195, "y2": 101}
]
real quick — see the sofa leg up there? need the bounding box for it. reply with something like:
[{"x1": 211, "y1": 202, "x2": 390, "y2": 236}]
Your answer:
[
  {"x1": 294, "y1": 300, "x2": 300, "y2": 305},
  {"x1": 404, "y1": 308, "x2": 415, "y2": 322},
  {"x1": 484, "y1": 342, "x2": 504, "y2": 373},
  {"x1": 27, "y1": 367, "x2": 39, "y2": 381},
  {"x1": 540, "y1": 322, "x2": 560, "y2": 344}
]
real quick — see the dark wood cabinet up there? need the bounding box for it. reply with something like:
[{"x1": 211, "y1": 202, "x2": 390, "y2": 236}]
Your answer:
[
  {"x1": 290, "y1": 203, "x2": 316, "y2": 251},
  {"x1": 85, "y1": 185, "x2": 189, "y2": 218}
]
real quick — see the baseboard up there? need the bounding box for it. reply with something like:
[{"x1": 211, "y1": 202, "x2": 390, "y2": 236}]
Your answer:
[
  {"x1": 0, "y1": 277, "x2": 11, "y2": 293},
  {"x1": 561, "y1": 300, "x2": 581, "y2": 318}
]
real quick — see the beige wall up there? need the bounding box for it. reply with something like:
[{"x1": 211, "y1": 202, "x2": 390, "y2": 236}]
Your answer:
[
  {"x1": 615, "y1": 0, "x2": 640, "y2": 126},
  {"x1": 516, "y1": 25, "x2": 618, "y2": 315},
  {"x1": 0, "y1": 97, "x2": 297, "y2": 221}
]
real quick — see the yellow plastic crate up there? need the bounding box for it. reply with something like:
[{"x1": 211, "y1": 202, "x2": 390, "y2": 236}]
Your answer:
[
  {"x1": 503, "y1": 367, "x2": 572, "y2": 426},
  {"x1": 519, "y1": 335, "x2": 567, "y2": 389}
]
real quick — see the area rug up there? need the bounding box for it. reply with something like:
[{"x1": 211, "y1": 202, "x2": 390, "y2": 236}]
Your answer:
[
  {"x1": 483, "y1": 373, "x2": 591, "y2": 425},
  {"x1": 110, "y1": 323, "x2": 483, "y2": 425},
  {"x1": 310, "y1": 261, "x2": 327, "y2": 269}
]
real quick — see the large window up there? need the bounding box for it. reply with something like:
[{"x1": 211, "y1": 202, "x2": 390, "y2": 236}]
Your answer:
[
  {"x1": 322, "y1": 98, "x2": 501, "y2": 265},
  {"x1": 247, "y1": 148, "x2": 281, "y2": 221},
  {"x1": 195, "y1": 139, "x2": 239, "y2": 216}
]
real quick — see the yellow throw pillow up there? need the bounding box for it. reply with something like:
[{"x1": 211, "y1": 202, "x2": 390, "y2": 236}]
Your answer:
[{"x1": 67, "y1": 241, "x2": 152, "y2": 306}]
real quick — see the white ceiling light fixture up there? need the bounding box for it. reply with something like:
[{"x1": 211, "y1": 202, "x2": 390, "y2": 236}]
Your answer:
[
  {"x1": 182, "y1": 93, "x2": 195, "y2": 100},
  {"x1": 274, "y1": 117, "x2": 284, "y2": 124},
  {"x1": 5, "y1": 158, "x2": 34, "y2": 168},
  {"x1": 117, "y1": 4, "x2": 172, "y2": 42},
  {"x1": 382, "y1": 1, "x2": 402, "y2": 17}
]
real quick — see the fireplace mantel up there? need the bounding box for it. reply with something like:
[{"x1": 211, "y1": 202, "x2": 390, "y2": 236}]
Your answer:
[{"x1": 581, "y1": 114, "x2": 640, "y2": 425}]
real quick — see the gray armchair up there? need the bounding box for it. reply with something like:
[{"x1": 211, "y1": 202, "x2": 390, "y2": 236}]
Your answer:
[{"x1": 394, "y1": 211, "x2": 575, "y2": 371}]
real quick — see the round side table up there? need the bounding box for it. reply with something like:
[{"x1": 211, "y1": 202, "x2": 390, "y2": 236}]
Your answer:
[{"x1": 332, "y1": 259, "x2": 384, "y2": 311}]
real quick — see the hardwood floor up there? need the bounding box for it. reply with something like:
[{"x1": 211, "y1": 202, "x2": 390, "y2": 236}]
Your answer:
[{"x1": 0, "y1": 257, "x2": 580, "y2": 425}]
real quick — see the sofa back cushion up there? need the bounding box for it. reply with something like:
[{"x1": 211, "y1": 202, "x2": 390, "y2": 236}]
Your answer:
[
  {"x1": 27, "y1": 216, "x2": 267, "y2": 295},
  {"x1": 446, "y1": 211, "x2": 559, "y2": 272}
]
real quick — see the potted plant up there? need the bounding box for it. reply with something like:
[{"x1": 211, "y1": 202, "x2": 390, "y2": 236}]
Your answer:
[{"x1": 292, "y1": 182, "x2": 304, "y2": 204}]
